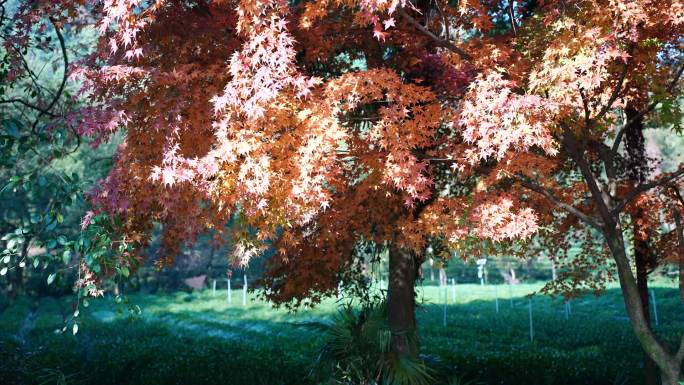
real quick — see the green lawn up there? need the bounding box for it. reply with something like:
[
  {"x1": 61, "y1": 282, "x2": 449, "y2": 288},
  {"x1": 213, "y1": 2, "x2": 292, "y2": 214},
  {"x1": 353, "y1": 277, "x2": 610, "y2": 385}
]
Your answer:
[{"x1": 1, "y1": 282, "x2": 682, "y2": 385}]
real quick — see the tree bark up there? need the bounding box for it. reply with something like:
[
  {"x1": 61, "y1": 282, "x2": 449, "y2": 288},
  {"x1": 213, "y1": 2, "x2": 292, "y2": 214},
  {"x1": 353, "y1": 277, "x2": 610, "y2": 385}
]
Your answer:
[
  {"x1": 672, "y1": 208, "x2": 684, "y2": 303},
  {"x1": 635, "y1": 233, "x2": 658, "y2": 385},
  {"x1": 605, "y1": 229, "x2": 682, "y2": 385},
  {"x1": 387, "y1": 243, "x2": 419, "y2": 358},
  {"x1": 625, "y1": 106, "x2": 660, "y2": 385}
]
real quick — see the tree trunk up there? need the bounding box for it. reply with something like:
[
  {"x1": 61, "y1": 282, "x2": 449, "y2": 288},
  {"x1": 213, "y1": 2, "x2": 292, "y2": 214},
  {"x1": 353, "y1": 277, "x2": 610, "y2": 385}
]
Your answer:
[
  {"x1": 661, "y1": 361, "x2": 682, "y2": 385},
  {"x1": 673, "y1": 208, "x2": 684, "y2": 303},
  {"x1": 625, "y1": 106, "x2": 660, "y2": 385},
  {"x1": 9, "y1": 239, "x2": 30, "y2": 299},
  {"x1": 387, "y1": 243, "x2": 418, "y2": 358},
  {"x1": 636, "y1": 234, "x2": 658, "y2": 385},
  {"x1": 605, "y1": 230, "x2": 682, "y2": 384}
]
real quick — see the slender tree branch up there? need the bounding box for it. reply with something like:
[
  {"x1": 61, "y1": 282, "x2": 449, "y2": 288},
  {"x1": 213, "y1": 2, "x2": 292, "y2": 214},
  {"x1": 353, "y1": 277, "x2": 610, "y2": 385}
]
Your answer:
[
  {"x1": 0, "y1": 99, "x2": 56, "y2": 116},
  {"x1": 31, "y1": 17, "x2": 69, "y2": 133},
  {"x1": 399, "y1": 8, "x2": 473, "y2": 63},
  {"x1": 433, "y1": 0, "x2": 450, "y2": 40},
  {"x1": 508, "y1": 0, "x2": 517, "y2": 36},
  {"x1": 578, "y1": 87, "x2": 591, "y2": 125},
  {"x1": 594, "y1": 56, "x2": 631, "y2": 122}
]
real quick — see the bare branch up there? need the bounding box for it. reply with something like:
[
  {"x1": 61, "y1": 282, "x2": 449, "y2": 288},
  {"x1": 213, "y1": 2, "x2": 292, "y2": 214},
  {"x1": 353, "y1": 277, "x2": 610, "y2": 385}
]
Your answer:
[
  {"x1": 508, "y1": 0, "x2": 517, "y2": 36},
  {"x1": 594, "y1": 57, "x2": 631, "y2": 122},
  {"x1": 399, "y1": 8, "x2": 473, "y2": 63},
  {"x1": 31, "y1": 17, "x2": 69, "y2": 133},
  {"x1": 0, "y1": 99, "x2": 56, "y2": 116}
]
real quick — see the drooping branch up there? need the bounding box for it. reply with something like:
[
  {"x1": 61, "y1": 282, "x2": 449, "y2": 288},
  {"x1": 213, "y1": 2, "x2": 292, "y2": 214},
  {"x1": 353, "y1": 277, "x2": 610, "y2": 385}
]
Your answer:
[{"x1": 399, "y1": 8, "x2": 473, "y2": 63}]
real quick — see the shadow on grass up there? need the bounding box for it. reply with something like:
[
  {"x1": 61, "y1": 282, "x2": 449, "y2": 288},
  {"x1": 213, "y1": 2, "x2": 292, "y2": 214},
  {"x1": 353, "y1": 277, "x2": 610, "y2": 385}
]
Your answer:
[{"x1": 1, "y1": 286, "x2": 682, "y2": 385}]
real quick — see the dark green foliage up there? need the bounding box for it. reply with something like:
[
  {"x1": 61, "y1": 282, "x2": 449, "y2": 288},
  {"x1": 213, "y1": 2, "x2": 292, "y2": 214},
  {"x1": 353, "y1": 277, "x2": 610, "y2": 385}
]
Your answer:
[
  {"x1": 0, "y1": 285, "x2": 681, "y2": 385},
  {"x1": 307, "y1": 300, "x2": 432, "y2": 385}
]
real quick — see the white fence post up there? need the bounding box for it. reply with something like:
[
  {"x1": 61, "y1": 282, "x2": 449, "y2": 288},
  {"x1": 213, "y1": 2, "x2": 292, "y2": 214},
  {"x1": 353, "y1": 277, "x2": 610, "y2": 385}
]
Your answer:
[
  {"x1": 242, "y1": 273, "x2": 247, "y2": 306},
  {"x1": 212, "y1": 279, "x2": 216, "y2": 297},
  {"x1": 228, "y1": 279, "x2": 232, "y2": 304},
  {"x1": 495, "y1": 285, "x2": 499, "y2": 314}
]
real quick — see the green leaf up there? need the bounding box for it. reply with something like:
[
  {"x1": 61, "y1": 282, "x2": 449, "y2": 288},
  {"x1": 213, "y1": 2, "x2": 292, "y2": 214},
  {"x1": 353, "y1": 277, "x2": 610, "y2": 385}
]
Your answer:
[
  {"x1": 47, "y1": 273, "x2": 56, "y2": 285},
  {"x1": 30, "y1": 214, "x2": 41, "y2": 224},
  {"x1": 57, "y1": 235, "x2": 68, "y2": 245},
  {"x1": 120, "y1": 266, "x2": 130, "y2": 278},
  {"x1": 62, "y1": 250, "x2": 72, "y2": 264},
  {"x1": 6, "y1": 238, "x2": 17, "y2": 250},
  {"x1": 45, "y1": 220, "x2": 58, "y2": 232}
]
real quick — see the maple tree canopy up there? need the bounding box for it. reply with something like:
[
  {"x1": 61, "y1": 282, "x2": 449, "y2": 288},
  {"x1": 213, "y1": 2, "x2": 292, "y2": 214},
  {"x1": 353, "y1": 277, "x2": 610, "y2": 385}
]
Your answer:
[
  {"x1": 4, "y1": 0, "x2": 684, "y2": 382},
  {"x1": 6, "y1": 0, "x2": 682, "y2": 306}
]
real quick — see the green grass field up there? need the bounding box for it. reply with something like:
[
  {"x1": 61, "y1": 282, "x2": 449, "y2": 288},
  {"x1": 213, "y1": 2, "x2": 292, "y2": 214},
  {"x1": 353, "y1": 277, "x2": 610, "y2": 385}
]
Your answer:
[{"x1": 1, "y1": 282, "x2": 682, "y2": 385}]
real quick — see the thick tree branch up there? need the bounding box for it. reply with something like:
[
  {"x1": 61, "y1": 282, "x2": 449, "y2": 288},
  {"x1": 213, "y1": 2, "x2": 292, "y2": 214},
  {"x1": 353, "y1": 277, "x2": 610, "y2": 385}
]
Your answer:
[
  {"x1": 399, "y1": 8, "x2": 473, "y2": 63},
  {"x1": 611, "y1": 63, "x2": 684, "y2": 155},
  {"x1": 669, "y1": 184, "x2": 684, "y2": 304},
  {"x1": 516, "y1": 175, "x2": 603, "y2": 230},
  {"x1": 562, "y1": 127, "x2": 615, "y2": 225},
  {"x1": 676, "y1": 334, "x2": 684, "y2": 363},
  {"x1": 612, "y1": 167, "x2": 684, "y2": 215}
]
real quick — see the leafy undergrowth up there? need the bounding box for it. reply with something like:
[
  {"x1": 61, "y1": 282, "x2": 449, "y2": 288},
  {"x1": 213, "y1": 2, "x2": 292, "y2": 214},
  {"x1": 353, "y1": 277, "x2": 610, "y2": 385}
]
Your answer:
[{"x1": 0, "y1": 282, "x2": 682, "y2": 385}]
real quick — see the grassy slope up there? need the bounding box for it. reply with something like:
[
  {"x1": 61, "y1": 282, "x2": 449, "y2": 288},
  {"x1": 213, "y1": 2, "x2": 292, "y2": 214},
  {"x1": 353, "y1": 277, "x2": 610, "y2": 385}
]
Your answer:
[{"x1": 1, "y1": 282, "x2": 682, "y2": 385}]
